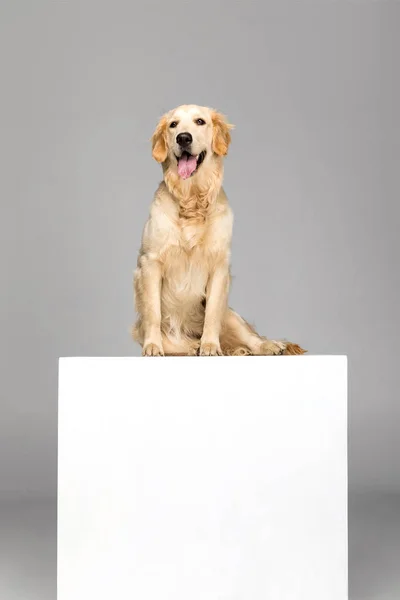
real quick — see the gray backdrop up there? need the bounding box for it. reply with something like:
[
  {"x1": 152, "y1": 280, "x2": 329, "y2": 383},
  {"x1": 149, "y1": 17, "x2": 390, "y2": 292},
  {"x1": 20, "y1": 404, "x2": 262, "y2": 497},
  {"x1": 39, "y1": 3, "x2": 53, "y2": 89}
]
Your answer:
[{"x1": 1, "y1": 0, "x2": 399, "y2": 500}]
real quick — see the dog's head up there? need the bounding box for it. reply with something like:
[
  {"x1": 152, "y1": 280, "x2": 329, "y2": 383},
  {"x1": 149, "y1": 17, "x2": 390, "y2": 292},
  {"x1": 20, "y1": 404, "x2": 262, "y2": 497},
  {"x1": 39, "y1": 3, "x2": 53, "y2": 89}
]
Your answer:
[{"x1": 151, "y1": 105, "x2": 234, "y2": 180}]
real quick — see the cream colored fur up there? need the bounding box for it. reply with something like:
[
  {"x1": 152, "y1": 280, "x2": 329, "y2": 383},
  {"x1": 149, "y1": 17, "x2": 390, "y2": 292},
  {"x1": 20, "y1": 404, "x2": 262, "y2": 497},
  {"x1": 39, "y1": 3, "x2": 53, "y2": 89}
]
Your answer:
[{"x1": 133, "y1": 104, "x2": 305, "y2": 356}]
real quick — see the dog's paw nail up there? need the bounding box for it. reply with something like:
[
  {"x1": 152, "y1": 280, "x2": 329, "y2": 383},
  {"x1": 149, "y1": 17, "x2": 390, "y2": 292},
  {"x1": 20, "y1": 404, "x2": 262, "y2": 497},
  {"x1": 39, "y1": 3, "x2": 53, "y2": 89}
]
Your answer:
[
  {"x1": 200, "y1": 342, "x2": 222, "y2": 356},
  {"x1": 142, "y1": 343, "x2": 164, "y2": 357}
]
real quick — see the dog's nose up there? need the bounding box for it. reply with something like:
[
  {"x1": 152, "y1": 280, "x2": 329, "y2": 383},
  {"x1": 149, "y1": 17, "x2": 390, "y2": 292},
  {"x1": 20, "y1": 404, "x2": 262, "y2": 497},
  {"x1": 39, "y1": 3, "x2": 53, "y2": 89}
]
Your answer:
[{"x1": 176, "y1": 132, "x2": 192, "y2": 148}]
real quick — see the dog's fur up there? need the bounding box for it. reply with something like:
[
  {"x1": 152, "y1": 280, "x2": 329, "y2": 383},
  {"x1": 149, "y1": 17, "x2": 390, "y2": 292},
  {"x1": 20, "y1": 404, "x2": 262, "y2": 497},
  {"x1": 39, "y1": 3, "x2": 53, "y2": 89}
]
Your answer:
[{"x1": 133, "y1": 104, "x2": 306, "y2": 356}]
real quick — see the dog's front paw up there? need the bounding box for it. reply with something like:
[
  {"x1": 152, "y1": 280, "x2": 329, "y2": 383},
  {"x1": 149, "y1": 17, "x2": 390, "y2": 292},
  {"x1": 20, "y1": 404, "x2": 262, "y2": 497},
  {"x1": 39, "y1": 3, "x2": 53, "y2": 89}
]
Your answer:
[
  {"x1": 142, "y1": 342, "x2": 164, "y2": 356},
  {"x1": 187, "y1": 342, "x2": 201, "y2": 356},
  {"x1": 200, "y1": 341, "x2": 222, "y2": 356},
  {"x1": 259, "y1": 339, "x2": 286, "y2": 356}
]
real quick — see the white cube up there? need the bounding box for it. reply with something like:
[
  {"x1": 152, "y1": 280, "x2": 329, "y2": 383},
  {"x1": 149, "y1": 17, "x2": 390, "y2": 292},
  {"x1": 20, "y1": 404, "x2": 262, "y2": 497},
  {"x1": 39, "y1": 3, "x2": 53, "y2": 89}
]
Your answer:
[{"x1": 58, "y1": 356, "x2": 348, "y2": 600}]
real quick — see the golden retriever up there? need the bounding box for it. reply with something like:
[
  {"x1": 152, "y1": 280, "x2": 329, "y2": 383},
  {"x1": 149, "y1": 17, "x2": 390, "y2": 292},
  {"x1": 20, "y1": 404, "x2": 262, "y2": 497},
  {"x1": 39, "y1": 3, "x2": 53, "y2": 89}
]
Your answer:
[{"x1": 132, "y1": 104, "x2": 305, "y2": 356}]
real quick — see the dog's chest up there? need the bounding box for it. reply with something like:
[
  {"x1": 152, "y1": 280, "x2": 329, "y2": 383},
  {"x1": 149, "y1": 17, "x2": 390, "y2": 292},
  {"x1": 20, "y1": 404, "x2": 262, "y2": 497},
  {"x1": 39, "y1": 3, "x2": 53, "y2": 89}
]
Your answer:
[
  {"x1": 162, "y1": 245, "x2": 209, "y2": 301},
  {"x1": 163, "y1": 214, "x2": 208, "y2": 252},
  {"x1": 179, "y1": 218, "x2": 206, "y2": 251},
  {"x1": 161, "y1": 222, "x2": 212, "y2": 298}
]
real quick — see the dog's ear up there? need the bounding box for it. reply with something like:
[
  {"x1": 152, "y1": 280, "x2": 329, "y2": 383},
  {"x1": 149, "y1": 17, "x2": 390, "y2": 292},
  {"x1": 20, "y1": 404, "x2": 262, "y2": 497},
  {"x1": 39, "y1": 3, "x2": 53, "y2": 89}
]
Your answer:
[
  {"x1": 211, "y1": 110, "x2": 234, "y2": 156},
  {"x1": 151, "y1": 115, "x2": 168, "y2": 163}
]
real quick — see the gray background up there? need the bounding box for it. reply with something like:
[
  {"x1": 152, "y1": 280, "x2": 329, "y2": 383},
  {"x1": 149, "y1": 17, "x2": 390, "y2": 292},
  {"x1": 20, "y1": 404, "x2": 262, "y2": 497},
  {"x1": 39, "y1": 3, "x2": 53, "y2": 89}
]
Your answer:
[{"x1": 0, "y1": 1, "x2": 399, "y2": 598}]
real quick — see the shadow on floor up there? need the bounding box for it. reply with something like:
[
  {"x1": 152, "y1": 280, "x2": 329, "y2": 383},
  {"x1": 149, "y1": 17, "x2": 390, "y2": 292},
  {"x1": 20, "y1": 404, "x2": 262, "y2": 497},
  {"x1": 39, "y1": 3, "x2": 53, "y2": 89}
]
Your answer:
[
  {"x1": 349, "y1": 492, "x2": 400, "y2": 600},
  {"x1": 0, "y1": 497, "x2": 56, "y2": 600}
]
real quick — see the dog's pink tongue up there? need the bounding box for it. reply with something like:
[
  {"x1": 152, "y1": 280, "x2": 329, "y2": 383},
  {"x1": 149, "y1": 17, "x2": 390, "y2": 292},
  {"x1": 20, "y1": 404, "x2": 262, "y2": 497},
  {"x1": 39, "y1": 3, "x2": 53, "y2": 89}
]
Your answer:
[{"x1": 178, "y1": 154, "x2": 197, "y2": 179}]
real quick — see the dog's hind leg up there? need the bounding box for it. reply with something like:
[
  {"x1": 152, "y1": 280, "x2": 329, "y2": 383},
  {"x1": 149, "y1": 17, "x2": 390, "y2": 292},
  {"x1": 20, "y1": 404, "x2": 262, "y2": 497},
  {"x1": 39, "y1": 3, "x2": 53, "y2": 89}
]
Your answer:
[
  {"x1": 219, "y1": 309, "x2": 257, "y2": 355},
  {"x1": 220, "y1": 309, "x2": 306, "y2": 356}
]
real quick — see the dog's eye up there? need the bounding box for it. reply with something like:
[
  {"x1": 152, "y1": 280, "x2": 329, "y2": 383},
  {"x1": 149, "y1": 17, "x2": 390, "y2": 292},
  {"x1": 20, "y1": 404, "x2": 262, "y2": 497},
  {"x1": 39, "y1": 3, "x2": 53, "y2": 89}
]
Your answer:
[
  {"x1": 195, "y1": 118, "x2": 206, "y2": 126},
  {"x1": 169, "y1": 121, "x2": 178, "y2": 128}
]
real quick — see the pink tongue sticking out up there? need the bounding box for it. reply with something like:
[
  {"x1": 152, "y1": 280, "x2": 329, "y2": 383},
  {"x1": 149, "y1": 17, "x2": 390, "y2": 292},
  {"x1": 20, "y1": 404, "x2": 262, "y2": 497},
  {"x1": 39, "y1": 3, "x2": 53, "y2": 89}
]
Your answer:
[{"x1": 178, "y1": 154, "x2": 197, "y2": 179}]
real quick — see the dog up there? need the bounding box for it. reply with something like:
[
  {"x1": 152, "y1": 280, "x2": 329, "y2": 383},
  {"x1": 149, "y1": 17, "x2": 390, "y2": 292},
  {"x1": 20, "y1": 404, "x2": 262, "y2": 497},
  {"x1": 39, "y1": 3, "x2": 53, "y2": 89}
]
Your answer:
[{"x1": 132, "y1": 104, "x2": 306, "y2": 356}]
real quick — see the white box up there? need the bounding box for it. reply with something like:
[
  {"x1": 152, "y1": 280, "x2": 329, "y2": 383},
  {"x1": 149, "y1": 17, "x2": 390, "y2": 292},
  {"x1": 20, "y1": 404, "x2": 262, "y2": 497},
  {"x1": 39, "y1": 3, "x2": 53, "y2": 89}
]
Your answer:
[{"x1": 58, "y1": 356, "x2": 348, "y2": 600}]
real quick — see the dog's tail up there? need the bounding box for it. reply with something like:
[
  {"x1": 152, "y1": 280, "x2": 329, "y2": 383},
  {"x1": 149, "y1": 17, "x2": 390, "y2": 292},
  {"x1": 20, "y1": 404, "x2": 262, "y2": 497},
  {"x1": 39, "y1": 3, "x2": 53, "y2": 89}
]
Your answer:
[{"x1": 282, "y1": 341, "x2": 307, "y2": 355}]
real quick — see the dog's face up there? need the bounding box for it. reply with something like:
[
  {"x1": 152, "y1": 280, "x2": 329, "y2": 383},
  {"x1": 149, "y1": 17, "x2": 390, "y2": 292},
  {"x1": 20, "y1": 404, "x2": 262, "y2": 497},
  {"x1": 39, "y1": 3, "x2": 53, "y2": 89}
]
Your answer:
[{"x1": 151, "y1": 105, "x2": 233, "y2": 180}]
